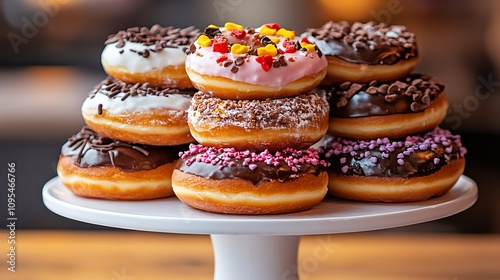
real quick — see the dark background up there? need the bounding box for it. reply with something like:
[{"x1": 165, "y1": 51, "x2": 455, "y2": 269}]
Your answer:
[{"x1": 0, "y1": 0, "x2": 499, "y2": 232}]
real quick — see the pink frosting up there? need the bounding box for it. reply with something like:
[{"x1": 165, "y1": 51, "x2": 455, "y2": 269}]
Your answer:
[{"x1": 185, "y1": 29, "x2": 327, "y2": 87}]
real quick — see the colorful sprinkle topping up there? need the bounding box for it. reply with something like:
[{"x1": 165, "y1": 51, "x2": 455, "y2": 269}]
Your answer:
[
  {"x1": 179, "y1": 144, "x2": 329, "y2": 172},
  {"x1": 189, "y1": 22, "x2": 323, "y2": 72},
  {"x1": 197, "y1": 34, "x2": 212, "y2": 47},
  {"x1": 300, "y1": 41, "x2": 315, "y2": 52},
  {"x1": 255, "y1": 55, "x2": 273, "y2": 72},
  {"x1": 276, "y1": 28, "x2": 295, "y2": 40},
  {"x1": 224, "y1": 22, "x2": 244, "y2": 31},
  {"x1": 257, "y1": 44, "x2": 278, "y2": 56},
  {"x1": 260, "y1": 23, "x2": 280, "y2": 36},
  {"x1": 319, "y1": 127, "x2": 466, "y2": 177},
  {"x1": 231, "y1": 43, "x2": 250, "y2": 54}
]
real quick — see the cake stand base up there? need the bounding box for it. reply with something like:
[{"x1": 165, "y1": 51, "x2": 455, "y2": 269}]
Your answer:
[{"x1": 212, "y1": 234, "x2": 300, "y2": 280}]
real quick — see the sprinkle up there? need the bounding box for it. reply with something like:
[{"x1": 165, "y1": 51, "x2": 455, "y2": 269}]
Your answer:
[
  {"x1": 257, "y1": 44, "x2": 278, "y2": 56},
  {"x1": 434, "y1": 158, "x2": 440, "y2": 165},
  {"x1": 397, "y1": 159, "x2": 404, "y2": 165},
  {"x1": 276, "y1": 28, "x2": 295, "y2": 40},
  {"x1": 231, "y1": 43, "x2": 250, "y2": 54},
  {"x1": 370, "y1": 157, "x2": 378, "y2": 163},
  {"x1": 341, "y1": 166, "x2": 349, "y2": 173},
  {"x1": 224, "y1": 22, "x2": 244, "y2": 31}
]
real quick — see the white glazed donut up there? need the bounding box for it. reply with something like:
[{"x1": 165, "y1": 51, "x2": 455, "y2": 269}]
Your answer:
[
  {"x1": 81, "y1": 77, "x2": 194, "y2": 146},
  {"x1": 101, "y1": 25, "x2": 200, "y2": 88}
]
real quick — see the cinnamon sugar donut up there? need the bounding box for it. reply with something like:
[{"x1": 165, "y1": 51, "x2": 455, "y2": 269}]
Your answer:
[
  {"x1": 81, "y1": 77, "x2": 195, "y2": 146},
  {"x1": 319, "y1": 127, "x2": 467, "y2": 202},
  {"x1": 172, "y1": 144, "x2": 329, "y2": 214},
  {"x1": 185, "y1": 22, "x2": 327, "y2": 99},
  {"x1": 188, "y1": 92, "x2": 329, "y2": 151},
  {"x1": 57, "y1": 127, "x2": 187, "y2": 200},
  {"x1": 305, "y1": 21, "x2": 418, "y2": 84},
  {"x1": 102, "y1": 25, "x2": 200, "y2": 88},
  {"x1": 317, "y1": 74, "x2": 448, "y2": 139}
]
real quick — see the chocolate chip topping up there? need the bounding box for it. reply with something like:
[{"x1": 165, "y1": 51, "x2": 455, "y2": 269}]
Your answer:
[
  {"x1": 104, "y1": 25, "x2": 201, "y2": 55},
  {"x1": 316, "y1": 73, "x2": 444, "y2": 117},
  {"x1": 305, "y1": 21, "x2": 418, "y2": 64},
  {"x1": 89, "y1": 77, "x2": 196, "y2": 101},
  {"x1": 60, "y1": 127, "x2": 185, "y2": 171}
]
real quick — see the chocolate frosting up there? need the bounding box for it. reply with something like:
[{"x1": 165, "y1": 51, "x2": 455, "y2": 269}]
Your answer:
[
  {"x1": 316, "y1": 73, "x2": 445, "y2": 117},
  {"x1": 61, "y1": 127, "x2": 186, "y2": 172},
  {"x1": 320, "y1": 127, "x2": 466, "y2": 178},
  {"x1": 104, "y1": 25, "x2": 201, "y2": 56},
  {"x1": 305, "y1": 21, "x2": 418, "y2": 65},
  {"x1": 89, "y1": 77, "x2": 197, "y2": 101},
  {"x1": 175, "y1": 157, "x2": 323, "y2": 185},
  {"x1": 175, "y1": 145, "x2": 329, "y2": 186}
]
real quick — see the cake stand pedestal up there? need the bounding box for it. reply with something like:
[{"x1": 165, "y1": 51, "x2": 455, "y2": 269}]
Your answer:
[{"x1": 42, "y1": 175, "x2": 477, "y2": 280}]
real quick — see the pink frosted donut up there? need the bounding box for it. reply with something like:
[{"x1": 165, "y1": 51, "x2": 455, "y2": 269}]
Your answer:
[{"x1": 185, "y1": 22, "x2": 328, "y2": 99}]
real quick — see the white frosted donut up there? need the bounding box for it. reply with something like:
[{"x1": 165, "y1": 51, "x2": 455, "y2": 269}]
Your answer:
[
  {"x1": 185, "y1": 22, "x2": 327, "y2": 99},
  {"x1": 101, "y1": 25, "x2": 200, "y2": 88},
  {"x1": 81, "y1": 77, "x2": 194, "y2": 146}
]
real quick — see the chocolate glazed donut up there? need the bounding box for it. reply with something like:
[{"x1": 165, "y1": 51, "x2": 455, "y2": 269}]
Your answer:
[
  {"x1": 316, "y1": 73, "x2": 448, "y2": 139},
  {"x1": 319, "y1": 127, "x2": 467, "y2": 202},
  {"x1": 305, "y1": 21, "x2": 419, "y2": 84},
  {"x1": 57, "y1": 127, "x2": 188, "y2": 200},
  {"x1": 172, "y1": 144, "x2": 329, "y2": 214}
]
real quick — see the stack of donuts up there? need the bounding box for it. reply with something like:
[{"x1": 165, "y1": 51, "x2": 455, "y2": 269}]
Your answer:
[
  {"x1": 57, "y1": 25, "x2": 201, "y2": 200},
  {"x1": 305, "y1": 21, "x2": 467, "y2": 202},
  {"x1": 171, "y1": 22, "x2": 331, "y2": 214},
  {"x1": 56, "y1": 20, "x2": 468, "y2": 209}
]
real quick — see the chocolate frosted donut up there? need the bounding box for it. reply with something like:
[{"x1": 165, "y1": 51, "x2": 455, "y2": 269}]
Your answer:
[
  {"x1": 102, "y1": 25, "x2": 201, "y2": 88},
  {"x1": 188, "y1": 91, "x2": 329, "y2": 151},
  {"x1": 172, "y1": 144, "x2": 329, "y2": 214},
  {"x1": 82, "y1": 77, "x2": 196, "y2": 146},
  {"x1": 305, "y1": 21, "x2": 419, "y2": 83},
  {"x1": 57, "y1": 127, "x2": 187, "y2": 200},
  {"x1": 319, "y1": 127, "x2": 466, "y2": 202},
  {"x1": 316, "y1": 74, "x2": 448, "y2": 139}
]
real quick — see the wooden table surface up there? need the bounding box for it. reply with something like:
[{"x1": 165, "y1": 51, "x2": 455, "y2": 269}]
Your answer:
[{"x1": 1, "y1": 230, "x2": 499, "y2": 280}]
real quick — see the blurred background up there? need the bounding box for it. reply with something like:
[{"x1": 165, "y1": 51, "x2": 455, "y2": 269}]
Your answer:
[{"x1": 0, "y1": 0, "x2": 498, "y2": 232}]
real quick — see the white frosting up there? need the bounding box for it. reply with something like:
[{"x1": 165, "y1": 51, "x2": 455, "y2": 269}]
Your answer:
[
  {"x1": 101, "y1": 41, "x2": 187, "y2": 73},
  {"x1": 82, "y1": 90, "x2": 192, "y2": 115}
]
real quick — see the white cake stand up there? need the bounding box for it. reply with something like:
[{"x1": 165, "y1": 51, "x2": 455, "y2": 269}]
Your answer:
[{"x1": 43, "y1": 175, "x2": 477, "y2": 280}]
